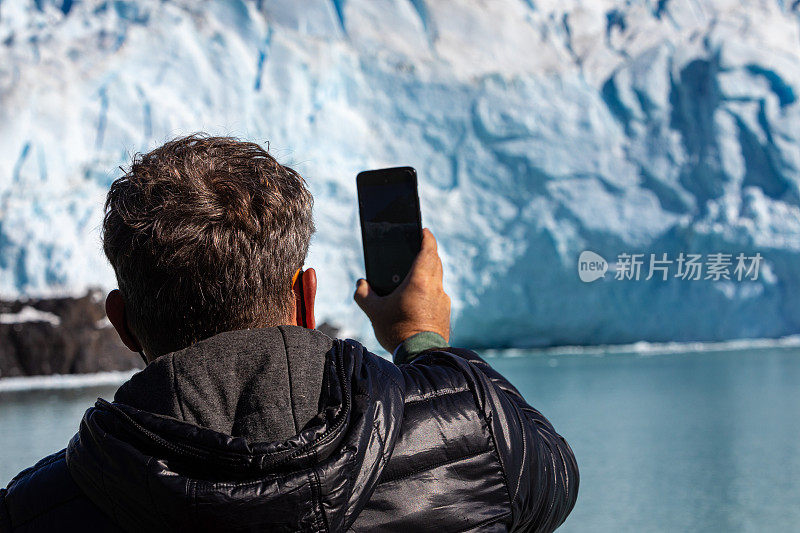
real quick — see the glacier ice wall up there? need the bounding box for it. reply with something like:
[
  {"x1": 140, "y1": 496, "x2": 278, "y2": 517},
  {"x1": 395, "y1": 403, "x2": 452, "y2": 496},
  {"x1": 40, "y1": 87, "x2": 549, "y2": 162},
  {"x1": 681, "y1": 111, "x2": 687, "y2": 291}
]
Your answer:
[{"x1": 1, "y1": 0, "x2": 799, "y2": 347}]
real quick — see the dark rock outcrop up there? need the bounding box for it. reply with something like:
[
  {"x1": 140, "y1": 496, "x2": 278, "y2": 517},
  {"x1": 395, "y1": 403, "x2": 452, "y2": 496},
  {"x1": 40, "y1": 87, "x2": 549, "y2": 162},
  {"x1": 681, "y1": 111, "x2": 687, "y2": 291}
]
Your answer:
[
  {"x1": 0, "y1": 289, "x2": 142, "y2": 378},
  {"x1": 0, "y1": 291, "x2": 346, "y2": 378},
  {"x1": 316, "y1": 321, "x2": 340, "y2": 339}
]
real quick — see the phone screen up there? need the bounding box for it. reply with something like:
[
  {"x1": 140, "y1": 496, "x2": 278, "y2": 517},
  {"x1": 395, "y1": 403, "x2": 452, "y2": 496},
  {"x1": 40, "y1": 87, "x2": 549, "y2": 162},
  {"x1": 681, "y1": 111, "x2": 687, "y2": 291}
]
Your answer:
[{"x1": 357, "y1": 167, "x2": 422, "y2": 296}]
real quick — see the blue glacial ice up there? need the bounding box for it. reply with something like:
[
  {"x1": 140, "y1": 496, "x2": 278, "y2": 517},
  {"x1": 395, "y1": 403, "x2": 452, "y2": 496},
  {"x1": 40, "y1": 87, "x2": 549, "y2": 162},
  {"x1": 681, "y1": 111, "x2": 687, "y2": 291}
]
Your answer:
[{"x1": 1, "y1": 0, "x2": 799, "y2": 348}]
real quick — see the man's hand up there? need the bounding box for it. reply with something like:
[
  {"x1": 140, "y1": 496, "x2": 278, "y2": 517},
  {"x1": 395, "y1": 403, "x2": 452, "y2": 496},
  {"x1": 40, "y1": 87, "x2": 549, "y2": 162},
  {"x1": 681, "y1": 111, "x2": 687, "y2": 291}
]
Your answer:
[{"x1": 354, "y1": 228, "x2": 451, "y2": 354}]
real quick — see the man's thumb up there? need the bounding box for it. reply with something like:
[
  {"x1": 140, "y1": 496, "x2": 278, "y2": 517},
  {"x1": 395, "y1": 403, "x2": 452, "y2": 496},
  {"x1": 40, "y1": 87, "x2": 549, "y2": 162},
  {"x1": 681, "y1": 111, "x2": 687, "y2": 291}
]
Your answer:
[{"x1": 353, "y1": 278, "x2": 375, "y2": 310}]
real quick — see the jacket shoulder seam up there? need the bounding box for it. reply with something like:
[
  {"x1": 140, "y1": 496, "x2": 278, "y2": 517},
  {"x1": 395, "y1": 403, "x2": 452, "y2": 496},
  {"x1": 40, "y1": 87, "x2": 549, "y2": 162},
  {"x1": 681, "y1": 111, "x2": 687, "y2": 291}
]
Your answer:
[
  {"x1": 465, "y1": 367, "x2": 516, "y2": 516},
  {"x1": 405, "y1": 385, "x2": 471, "y2": 404},
  {"x1": 510, "y1": 398, "x2": 527, "y2": 502}
]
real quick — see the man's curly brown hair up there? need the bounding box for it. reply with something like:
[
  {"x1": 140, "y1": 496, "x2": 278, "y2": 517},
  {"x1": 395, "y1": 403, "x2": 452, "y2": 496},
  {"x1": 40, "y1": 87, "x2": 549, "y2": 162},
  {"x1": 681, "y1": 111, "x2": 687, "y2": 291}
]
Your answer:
[{"x1": 102, "y1": 134, "x2": 315, "y2": 358}]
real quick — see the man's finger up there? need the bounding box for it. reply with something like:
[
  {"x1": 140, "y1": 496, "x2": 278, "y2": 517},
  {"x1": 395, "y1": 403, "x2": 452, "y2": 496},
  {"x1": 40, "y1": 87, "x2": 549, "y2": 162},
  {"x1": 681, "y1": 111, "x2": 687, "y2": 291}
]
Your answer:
[
  {"x1": 408, "y1": 229, "x2": 442, "y2": 281},
  {"x1": 417, "y1": 229, "x2": 439, "y2": 264},
  {"x1": 421, "y1": 228, "x2": 437, "y2": 253}
]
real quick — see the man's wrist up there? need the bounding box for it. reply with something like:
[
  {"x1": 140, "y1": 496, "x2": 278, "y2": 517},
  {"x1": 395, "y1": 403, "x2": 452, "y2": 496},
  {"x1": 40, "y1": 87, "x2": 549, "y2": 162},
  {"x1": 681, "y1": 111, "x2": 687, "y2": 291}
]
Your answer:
[{"x1": 392, "y1": 331, "x2": 449, "y2": 364}]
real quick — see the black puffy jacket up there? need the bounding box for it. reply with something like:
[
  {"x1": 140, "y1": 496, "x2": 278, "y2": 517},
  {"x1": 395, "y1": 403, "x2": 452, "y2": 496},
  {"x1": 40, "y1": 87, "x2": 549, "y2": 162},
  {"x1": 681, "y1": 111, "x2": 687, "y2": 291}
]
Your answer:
[{"x1": 1, "y1": 326, "x2": 578, "y2": 532}]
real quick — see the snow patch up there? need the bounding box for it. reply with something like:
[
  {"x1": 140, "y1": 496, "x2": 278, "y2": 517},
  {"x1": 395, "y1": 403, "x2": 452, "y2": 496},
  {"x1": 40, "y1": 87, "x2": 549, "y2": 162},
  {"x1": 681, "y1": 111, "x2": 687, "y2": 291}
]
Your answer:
[
  {"x1": 0, "y1": 369, "x2": 137, "y2": 391},
  {"x1": 0, "y1": 306, "x2": 61, "y2": 326}
]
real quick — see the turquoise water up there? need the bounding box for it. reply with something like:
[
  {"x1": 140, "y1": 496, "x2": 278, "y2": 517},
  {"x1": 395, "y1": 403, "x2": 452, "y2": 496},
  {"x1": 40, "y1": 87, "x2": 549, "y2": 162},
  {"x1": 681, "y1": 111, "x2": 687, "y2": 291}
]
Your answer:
[{"x1": 2, "y1": 346, "x2": 799, "y2": 531}]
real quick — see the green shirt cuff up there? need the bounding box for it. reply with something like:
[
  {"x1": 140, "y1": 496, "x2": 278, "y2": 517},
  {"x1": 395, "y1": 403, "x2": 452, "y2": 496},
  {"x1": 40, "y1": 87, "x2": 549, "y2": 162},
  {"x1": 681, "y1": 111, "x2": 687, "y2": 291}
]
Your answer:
[{"x1": 392, "y1": 331, "x2": 449, "y2": 364}]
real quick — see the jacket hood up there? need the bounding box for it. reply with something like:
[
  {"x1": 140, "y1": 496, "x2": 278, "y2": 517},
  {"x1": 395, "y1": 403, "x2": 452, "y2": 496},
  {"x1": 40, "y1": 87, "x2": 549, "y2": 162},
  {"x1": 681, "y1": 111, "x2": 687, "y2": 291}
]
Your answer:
[
  {"x1": 112, "y1": 325, "x2": 334, "y2": 444},
  {"x1": 66, "y1": 326, "x2": 406, "y2": 532}
]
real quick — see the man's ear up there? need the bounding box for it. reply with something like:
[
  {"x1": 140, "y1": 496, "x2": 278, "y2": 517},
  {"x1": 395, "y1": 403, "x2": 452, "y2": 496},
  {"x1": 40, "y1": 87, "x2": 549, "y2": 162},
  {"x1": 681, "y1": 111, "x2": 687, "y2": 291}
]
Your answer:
[
  {"x1": 293, "y1": 268, "x2": 317, "y2": 329},
  {"x1": 105, "y1": 289, "x2": 144, "y2": 352}
]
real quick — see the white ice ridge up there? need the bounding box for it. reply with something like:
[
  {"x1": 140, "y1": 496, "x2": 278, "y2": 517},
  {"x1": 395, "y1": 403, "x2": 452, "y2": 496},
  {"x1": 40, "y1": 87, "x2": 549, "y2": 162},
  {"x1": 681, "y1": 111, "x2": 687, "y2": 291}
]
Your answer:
[
  {"x1": 0, "y1": 369, "x2": 139, "y2": 391},
  {"x1": 0, "y1": 0, "x2": 799, "y2": 348},
  {"x1": 0, "y1": 306, "x2": 61, "y2": 326}
]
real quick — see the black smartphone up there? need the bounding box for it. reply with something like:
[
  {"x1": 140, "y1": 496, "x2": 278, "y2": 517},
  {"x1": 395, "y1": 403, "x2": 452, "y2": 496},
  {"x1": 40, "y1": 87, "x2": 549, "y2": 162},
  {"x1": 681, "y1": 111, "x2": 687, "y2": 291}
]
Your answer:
[{"x1": 357, "y1": 167, "x2": 423, "y2": 296}]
